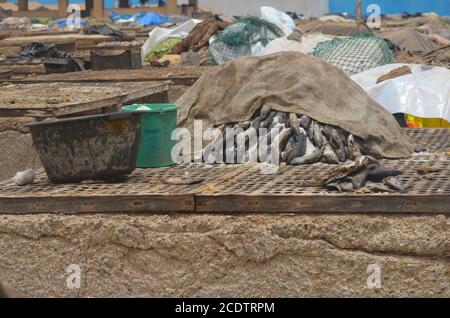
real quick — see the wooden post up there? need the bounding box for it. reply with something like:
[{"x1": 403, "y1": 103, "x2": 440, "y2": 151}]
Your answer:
[
  {"x1": 17, "y1": 0, "x2": 29, "y2": 11},
  {"x1": 118, "y1": 0, "x2": 129, "y2": 8},
  {"x1": 57, "y1": 0, "x2": 69, "y2": 18},
  {"x1": 166, "y1": 0, "x2": 179, "y2": 15},
  {"x1": 85, "y1": 0, "x2": 93, "y2": 16},
  {"x1": 92, "y1": 0, "x2": 104, "y2": 18}
]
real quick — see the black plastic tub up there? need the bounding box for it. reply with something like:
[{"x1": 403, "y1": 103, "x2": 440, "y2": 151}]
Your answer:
[{"x1": 27, "y1": 112, "x2": 141, "y2": 183}]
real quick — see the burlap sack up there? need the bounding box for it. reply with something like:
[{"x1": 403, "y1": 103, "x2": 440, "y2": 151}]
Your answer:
[{"x1": 177, "y1": 52, "x2": 415, "y2": 158}]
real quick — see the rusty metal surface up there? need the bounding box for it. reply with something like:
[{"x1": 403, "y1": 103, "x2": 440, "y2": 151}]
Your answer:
[{"x1": 0, "y1": 129, "x2": 448, "y2": 214}]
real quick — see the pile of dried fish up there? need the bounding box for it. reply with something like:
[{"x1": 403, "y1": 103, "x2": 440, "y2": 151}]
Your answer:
[
  {"x1": 323, "y1": 156, "x2": 406, "y2": 193},
  {"x1": 205, "y1": 105, "x2": 379, "y2": 165}
]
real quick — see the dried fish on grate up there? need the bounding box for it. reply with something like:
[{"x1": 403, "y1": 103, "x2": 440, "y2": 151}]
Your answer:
[
  {"x1": 202, "y1": 105, "x2": 391, "y2": 167},
  {"x1": 200, "y1": 105, "x2": 408, "y2": 192}
]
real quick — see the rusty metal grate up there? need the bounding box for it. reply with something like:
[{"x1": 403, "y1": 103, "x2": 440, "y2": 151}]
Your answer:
[
  {"x1": 0, "y1": 129, "x2": 448, "y2": 214},
  {"x1": 0, "y1": 164, "x2": 240, "y2": 197}
]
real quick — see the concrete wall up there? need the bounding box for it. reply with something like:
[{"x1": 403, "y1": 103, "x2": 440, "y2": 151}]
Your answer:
[{"x1": 199, "y1": 0, "x2": 329, "y2": 17}]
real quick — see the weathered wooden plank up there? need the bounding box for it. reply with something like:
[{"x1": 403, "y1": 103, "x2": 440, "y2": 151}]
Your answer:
[
  {"x1": 195, "y1": 194, "x2": 450, "y2": 213},
  {"x1": 0, "y1": 81, "x2": 170, "y2": 117},
  {"x1": 0, "y1": 34, "x2": 116, "y2": 47},
  {"x1": 0, "y1": 194, "x2": 194, "y2": 214}
]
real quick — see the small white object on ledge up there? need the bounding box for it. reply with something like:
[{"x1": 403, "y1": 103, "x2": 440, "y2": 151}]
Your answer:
[{"x1": 14, "y1": 169, "x2": 35, "y2": 186}]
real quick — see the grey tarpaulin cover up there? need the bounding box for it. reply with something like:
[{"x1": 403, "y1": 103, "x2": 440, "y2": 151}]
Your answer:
[
  {"x1": 381, "y1": 29, "x2": 439, "y2": 53},
  {"x1": 177, "y1": 52, "x2": 415, "y2": 159}
]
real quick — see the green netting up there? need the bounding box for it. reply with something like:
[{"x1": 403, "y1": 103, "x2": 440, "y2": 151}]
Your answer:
[
  {"x1": 215, "y1": 16, "x2": 283, "y2": 47},
  {"x1": 312, "y1": 33, "x2": 394, "y2": 76},
  {"x1": 209, "y1": 17, "x2": 283, "y2": 64}
]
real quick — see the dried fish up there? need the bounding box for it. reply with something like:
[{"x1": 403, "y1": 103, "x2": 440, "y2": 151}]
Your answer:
[
  {"x1": 357, "y1": 181, "x2": 393, "y2": 193},
  {"x1": 312, "y1": 122, "x2": 325, "y2": 147},
  {"x1": 276, "y1": 112, "x2": 287, "y2": 124},
  {"x1": 290, "y1": 146, "x2": 323, "y2": 165},
  {"x1": 326, "y1": 128, "x2": 346, "y2": 162},
  {"x1": 347, "y1": 134, "x2": 362, "y2": 160},
  {"x1": 299, "y1": 115, "x2": 312, "y2": 130},
  {"x1": 281, "y1": 135, "x2": 296, "y2": 162},
  {"x1": 321, "y1": 143, "x2": 339, "y2": 164},
  {"x1": 287, "y1": 128, "x2": 307, "y2": 163},
  {"x1": 259, "y1": 105, "x2": 272, "y2": 121},
  {"x1": 326, "y1": 181, "x2": 354, "y2": 192},
  {"x1": 238, "y1": 120, "x2": 251, "y2": 130},
  {"x1": 414, "y1": 145, "x2": 427, "y2": 153},
  {"x1": 260, "y1": 111, "x2": 277, "y2": 129},
  {"x1": 384, "y1": 177, "x2": 406, "y2": 192},
  {"x1": 288, "y1": 113, "x2": 300, "y2": 134},
  {"x1": 368, "y1": 167, "x2": 402, "y2": 181},
  {"x1": 277, "y1": 127, "x2": 292, "y2": 152}
]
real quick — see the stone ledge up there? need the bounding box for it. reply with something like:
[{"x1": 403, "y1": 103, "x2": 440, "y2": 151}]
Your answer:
[{"x1": 0, "y1": 213, "x2": 448, "y2": 297}]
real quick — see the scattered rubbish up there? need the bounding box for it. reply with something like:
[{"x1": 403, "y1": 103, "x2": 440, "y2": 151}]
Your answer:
[
  {"x1": 13, "y1": 169, "x2": 35, "y2": 186},
  {"x1": 7, "y1": 42, "x2": 84, "y2": 72},
  {"x1": 9, "y1": 42, "x2": 67, "y2": 60}
]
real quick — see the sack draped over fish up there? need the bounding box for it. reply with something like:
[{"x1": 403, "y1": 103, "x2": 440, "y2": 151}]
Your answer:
[{"x1": 177, "y1": 52, "x2": 415, "y2": 159}]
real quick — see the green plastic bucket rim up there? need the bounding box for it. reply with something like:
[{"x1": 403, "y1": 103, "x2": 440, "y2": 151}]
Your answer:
[{"x1": 122, "y1": 103, "x2": 177, "y2": 113}]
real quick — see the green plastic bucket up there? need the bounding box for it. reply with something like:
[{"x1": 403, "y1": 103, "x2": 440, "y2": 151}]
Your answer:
[{"x1": 122, "y1": 104, "x2": 177, "y2": 168}]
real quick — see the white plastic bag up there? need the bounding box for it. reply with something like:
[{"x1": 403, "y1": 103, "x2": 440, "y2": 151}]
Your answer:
[
  {"x1": 141, "y1": 19, "x2": 201, "y2": 61},
  {"x1": 351, "y1": 63, "x2": 450, "y2": 122},
  {"x1": 257, "y1": 36, "x2": 303, "y2": 56},
  {"x1": 261, "y1": 6, "x2": 295, "y2": 36},
  {"x1": 258, "y1": 33, "x2": 336, "y2": 56}
]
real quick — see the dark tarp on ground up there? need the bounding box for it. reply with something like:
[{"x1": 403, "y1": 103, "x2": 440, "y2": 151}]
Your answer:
[
  {"x1": 8, "y1": 42, "x2": 83, "y2": 71},
  {"x1": 177, "y1": 52, "x2": 415, "y2": 159},
  {"x1": 83, "y1": 24, "x2": 124, "y2": 39}
]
